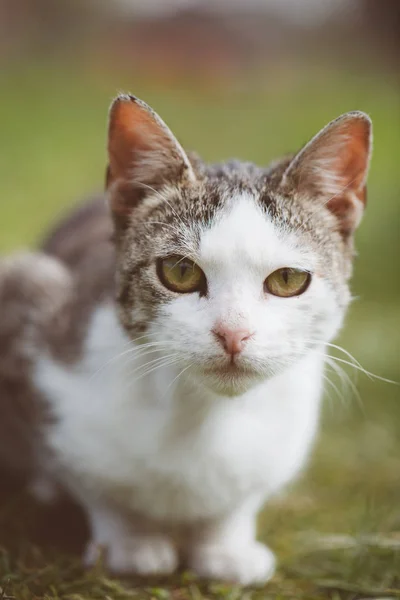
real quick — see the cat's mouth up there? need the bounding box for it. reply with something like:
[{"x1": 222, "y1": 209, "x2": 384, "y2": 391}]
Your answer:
[
  {"x1": 202, "y1": 360, "x2": 256, "y2": 378},
  {"x1": 197, "y1": 359, "x2": 262, "y2": 396}
]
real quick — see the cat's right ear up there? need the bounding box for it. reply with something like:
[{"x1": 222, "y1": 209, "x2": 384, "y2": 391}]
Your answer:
[{"x1": 106, "y1": 94, "x2": 195, "y2": 222}]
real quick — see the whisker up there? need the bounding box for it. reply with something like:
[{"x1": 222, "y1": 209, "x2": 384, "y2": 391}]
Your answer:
[
  {"x1": 326, "y1": 357, "x2": 364, "y2": 412},
  {"x1": 126, "y1": 353, "x2": 181, "y2": 379},
  {"x1": 144, "y1": 221, "x2": 181, "y2": 232},
  {"x1": 126, "y1": 358, "x2": 183, "y2": 389},
  {"x1": 318, "y1": 353, "x2": 397, "y2": 385},
  {"x1": 290, "y1": 338, "x2": 397, "y2": 385},
  {"x1": 305, "y1": 338, "x2": 365, "y2": 371},
  {"x1": 132, "y1": 181, "x2": 186, "y2": 227},
  {"x1": 89, "y1": 341, "x2": 175, "y2": 382},
  {"x1": 322, "y1": 370, "x2": 341, "y2": 400},
  {"x1": 118, "y1": 345, "x2": 174, "y2": 372},
  {"x1": 321, "y1": 174, "x2": 362, "y2": 208},
  {"x1": 120, "y1": 355, "x2": 182, "y2": 397},
  {"x1": 122, "y1": 332, "x2": 160, "y2": 346},
  {"x1": 165, "y1": 362, "x2": 194, "y2": 394},
  {"x1": 120, "y1": 363, "x2": 182, "y2": 403},
  {"x1": 321, "y1": 372, "x2": 338, "y2": 413},
  {"x1": 119, "y1": 341, "x2": 176, "y2": 362}
]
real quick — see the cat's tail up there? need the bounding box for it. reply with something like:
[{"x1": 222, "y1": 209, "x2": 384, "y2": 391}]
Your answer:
[
  {"x1": 0, "y1": 251, "x2": 73, "y2": 364},
  {"x1": 0, "y1": 252, "x2": 72, "y2": 489}
]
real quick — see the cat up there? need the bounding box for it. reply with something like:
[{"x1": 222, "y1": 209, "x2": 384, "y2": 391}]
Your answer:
[{"x1": 0, "y1": 94, "x2": 372, "y2": 585}]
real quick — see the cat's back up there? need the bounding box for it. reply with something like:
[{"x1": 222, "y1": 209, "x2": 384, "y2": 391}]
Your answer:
[
  {"x1": 41, "y1": 195, "x2": 117, "y2": 354},
  {"x1": 41, "y1": 194, "x2": 115, "y2": 290}
]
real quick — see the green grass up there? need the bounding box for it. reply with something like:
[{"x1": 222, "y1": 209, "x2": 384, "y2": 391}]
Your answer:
[{"x1": 0, "y1": 61, "x2": 399, "y2": 599}]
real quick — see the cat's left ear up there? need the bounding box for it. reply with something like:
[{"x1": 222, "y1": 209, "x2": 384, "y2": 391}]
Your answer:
[
  {"x1": 106, "y1": 94, "x2": 196, "y2": 220},
  {"x1": 280, "y1": 111, "x2": 372, "y2": 237}
]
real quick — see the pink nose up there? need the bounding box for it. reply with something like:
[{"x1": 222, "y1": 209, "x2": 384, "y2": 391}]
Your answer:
[{"x1": 212, "y1": 326, "x2": 252, "y2": 356}]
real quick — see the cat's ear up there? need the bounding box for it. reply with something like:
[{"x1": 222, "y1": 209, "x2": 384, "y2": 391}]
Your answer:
[
  {"x1": 280, "y1": 111, "x2": 372, "y2": 237},
  {"x1": 106, "y1": 94, "x2": 196, "y2": 220}
]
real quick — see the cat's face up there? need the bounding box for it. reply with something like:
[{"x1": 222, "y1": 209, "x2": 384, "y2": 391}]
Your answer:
[{"x1": 106, "y1": 95, "x2": 371, "y2": 396}]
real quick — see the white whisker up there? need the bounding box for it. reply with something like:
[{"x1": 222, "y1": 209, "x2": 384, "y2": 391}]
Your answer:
[
  {"x1": 126, "y1": 353, "x2": 181, "y2": 379},
  {"x1": 326, "y1": 357, "x2": 364, "y2": 412},
  {"x1": 132, "y1": 181, "x2": 186, "y2": 227},
  {"x1": 89, "y1": 341, "x2": 175, "y2": 382},
  {"x1": 164, "y1": 362, "x2": 194, "y2": 395}
]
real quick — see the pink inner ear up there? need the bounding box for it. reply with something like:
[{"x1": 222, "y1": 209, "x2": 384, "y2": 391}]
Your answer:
[
  {"x1": 330, "y1": 119, "x2": 370, "y2": 205},
  {"x1": 322, "y1": 118, "x2": 371, "y2": 236},
  {"x1": 108, "y1": 99, "x2": 161, "y2": 182},
  {"x1": 106, "y1": 95, "x2": 195, "y2": 223}
]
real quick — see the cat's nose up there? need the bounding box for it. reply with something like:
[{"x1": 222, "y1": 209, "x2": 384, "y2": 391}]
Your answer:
[{"x1": 212, "y1": 326, "x2": 253, "y2": 356}]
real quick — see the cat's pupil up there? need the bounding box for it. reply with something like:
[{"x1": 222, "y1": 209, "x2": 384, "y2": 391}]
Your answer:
[
  {"x1": 180, "y1": 263, "x2": 189, "y2": 278},
  {"x1": 282, "y1": 269, "x2": 289, "y2": 284}
]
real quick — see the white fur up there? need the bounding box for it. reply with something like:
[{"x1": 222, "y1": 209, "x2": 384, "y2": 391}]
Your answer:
[{"x1": 34, "y1": 195, "x2": 343, "y2": 584}]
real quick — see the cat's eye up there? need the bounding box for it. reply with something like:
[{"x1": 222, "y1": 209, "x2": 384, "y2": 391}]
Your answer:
[
  {"x1": 157, "y1": 256, "x2": 206, "y2": 294},
  {"x1": 265, "y1": 268, "x2": 311, "y2": 298}
]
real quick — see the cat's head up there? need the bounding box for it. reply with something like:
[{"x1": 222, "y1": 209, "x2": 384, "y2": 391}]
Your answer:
[{"x1": 105, "y1": 94, "x2": 372, "y2": 396}]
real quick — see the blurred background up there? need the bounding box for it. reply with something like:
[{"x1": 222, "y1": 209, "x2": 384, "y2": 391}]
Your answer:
[{"x1": 0, "y1": 0, "x2": 399, "y2": 594}]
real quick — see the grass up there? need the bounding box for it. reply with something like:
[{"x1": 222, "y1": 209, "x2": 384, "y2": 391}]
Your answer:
[{"x1": 0, "y1": 60, "x2": 399, "y2": 599}]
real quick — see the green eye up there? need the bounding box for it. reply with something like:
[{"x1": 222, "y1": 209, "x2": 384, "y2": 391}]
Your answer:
[
  {"x1": 157, "y1": 256, "x2": 206, "y2": 294},
  {"x1": 265, "y1": 268, "x2": 311, "y2": 298}
]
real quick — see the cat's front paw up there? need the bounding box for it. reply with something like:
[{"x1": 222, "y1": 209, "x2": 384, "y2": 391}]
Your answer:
[
  {"x1": 85, "y1": 535, "x2": 179, "y2": 576},
  {"x1": 188, "y1": 541, "x2": 275, "y2": 586}
]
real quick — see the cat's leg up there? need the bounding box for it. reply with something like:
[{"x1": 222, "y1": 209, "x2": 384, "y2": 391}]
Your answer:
[
  {"x1": 84, "y1": 502, "x2": 179, "y2": 576},
  {"x1": 186, "y1": 497, "x2": 275, "y2": 586}
]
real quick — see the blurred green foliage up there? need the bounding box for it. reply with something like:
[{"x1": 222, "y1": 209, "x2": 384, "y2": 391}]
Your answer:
[{"x1": 0, "y1": 62, "x2": 399, "y2": 598}]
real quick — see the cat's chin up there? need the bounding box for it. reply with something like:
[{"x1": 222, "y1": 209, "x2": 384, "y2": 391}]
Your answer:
[
  {"x1": 207, "y1": 379, "x2": 259, "y2": 397},
  {"x1": 195, "y1": 364, "x2": 265, "y2": 397}
]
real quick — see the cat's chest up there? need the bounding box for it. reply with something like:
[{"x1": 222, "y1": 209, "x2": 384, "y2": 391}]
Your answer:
[
  {"x1": 95, "y1": 401, "x2": 282, "y2": 518},
  {"x1": 39, "y1": 356, "x2": 319, "y2": 521}
]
